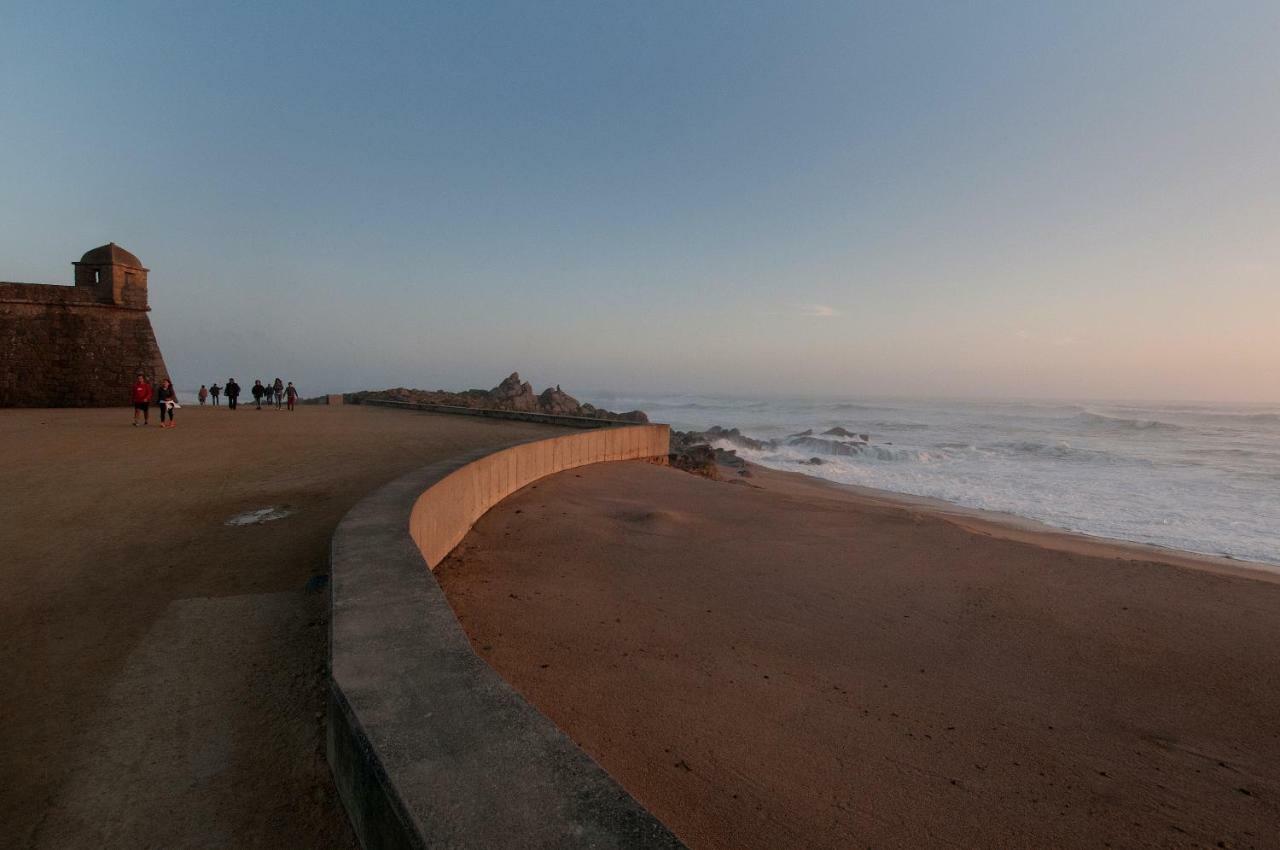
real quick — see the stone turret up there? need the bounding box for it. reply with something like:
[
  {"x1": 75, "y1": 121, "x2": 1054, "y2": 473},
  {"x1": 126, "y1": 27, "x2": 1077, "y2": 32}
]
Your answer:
[
  {"x1": 1, "y1": 244, "x2": 169, "y2": 406},
  {"x1": 73, "y1": 243, "x2": 149, "y2": 310}
]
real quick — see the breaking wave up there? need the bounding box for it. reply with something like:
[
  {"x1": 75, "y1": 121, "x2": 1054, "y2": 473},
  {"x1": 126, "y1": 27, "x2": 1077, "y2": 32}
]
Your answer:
[
  {"x1": 1196, "y1": 411, "x2": 1280, "y2": 424},
  {"x1": 651, "y1": 395, "x2": 1280, "y2": 567},
  {"x1": 990, "y1": 440, "x2": 1104, "y2": 461},
  {"x1": 1073, "y1": 412, "x2": 1183, "y2": 432}
]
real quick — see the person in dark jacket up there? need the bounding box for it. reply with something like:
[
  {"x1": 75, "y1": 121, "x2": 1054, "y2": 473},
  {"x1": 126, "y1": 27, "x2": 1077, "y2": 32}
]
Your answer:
[
  {"x1": 226, "y1": 378, "x2": 240, "y2": 410},
  {"x1": 272, "y1": 377, "x2": 284, "y2": 410},
  {"x1": 210, "y1": 382, "x2": 221, "y2": 406},
  {"x1": 285, "y1": 381, "x2": 299, "y2": 411},
  {"x1": 251, "y1": 380, "x2": 265, "y2": 410},
  {"x1": 156, "y1": 379, "x2": 179, "y2": 429}
]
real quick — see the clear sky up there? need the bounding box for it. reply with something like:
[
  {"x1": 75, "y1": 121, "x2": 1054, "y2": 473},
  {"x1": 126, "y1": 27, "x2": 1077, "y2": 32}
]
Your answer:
[{"x1": 2, "y1": 2, "x2": 1277, "y2": 402}]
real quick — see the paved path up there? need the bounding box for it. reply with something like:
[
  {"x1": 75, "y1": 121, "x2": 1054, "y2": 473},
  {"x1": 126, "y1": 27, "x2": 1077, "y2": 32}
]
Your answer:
[{"x1": 0, "y1": 404, "x2": 564, "y2": 849}]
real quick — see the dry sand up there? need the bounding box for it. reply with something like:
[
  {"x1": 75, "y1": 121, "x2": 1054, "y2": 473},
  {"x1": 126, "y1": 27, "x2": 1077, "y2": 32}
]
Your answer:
[
  {"x1": 0, "y1": 404, "x2": 565, "y2": 849},
  {"x1": 438, "y1": 460, "x2": 1280, "y2": 849}
]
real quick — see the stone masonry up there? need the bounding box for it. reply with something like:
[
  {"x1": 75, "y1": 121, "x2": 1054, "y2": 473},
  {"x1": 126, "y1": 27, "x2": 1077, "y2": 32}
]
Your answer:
[{"x1": 0, "y1": 244, "x2": 170, "y2": 407}]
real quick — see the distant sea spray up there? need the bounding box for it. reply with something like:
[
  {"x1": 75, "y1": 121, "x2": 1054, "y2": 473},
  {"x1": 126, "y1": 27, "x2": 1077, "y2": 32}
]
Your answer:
[{"x1": 590, "y1": 393, "x2": 1280, "y2": 567}]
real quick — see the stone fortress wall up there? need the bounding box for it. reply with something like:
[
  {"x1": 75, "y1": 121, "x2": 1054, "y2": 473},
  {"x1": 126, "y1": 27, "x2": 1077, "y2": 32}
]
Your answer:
[{"x1": 0, "y1": 244, "x2": 169, "y2": 407}]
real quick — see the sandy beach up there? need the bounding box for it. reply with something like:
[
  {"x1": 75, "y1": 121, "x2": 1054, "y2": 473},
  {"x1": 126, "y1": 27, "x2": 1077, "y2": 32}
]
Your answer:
[
  {"x1": 438, "y1": 460, "x2": 1280, "y2": 849},
  {"x1": 0, "y1": 405, "x2": 566, "y2": 849}
]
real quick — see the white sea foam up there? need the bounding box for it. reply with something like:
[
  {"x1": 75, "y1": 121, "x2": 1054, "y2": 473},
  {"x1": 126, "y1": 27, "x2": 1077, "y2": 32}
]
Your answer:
[{"x1": 596, "y1": 393, "x2": 1280, "y2": 568}]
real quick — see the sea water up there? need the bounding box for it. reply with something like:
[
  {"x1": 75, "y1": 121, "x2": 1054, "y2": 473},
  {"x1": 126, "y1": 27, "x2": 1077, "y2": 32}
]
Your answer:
[{"x1": 591, "y1": 393, "x2": 1280, "y2": 568}]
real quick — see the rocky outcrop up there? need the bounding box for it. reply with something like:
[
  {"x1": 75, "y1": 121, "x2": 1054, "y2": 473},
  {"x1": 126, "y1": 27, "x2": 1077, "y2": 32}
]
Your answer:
[
  {"x1": 537, "y1": 385, "x2": 582, "y2": 416},
  {"x1": 344, "y1": 373, "x2": 648, "y2": 423},
  {"x1": 822, "y1": 427, "x2": 869, "y2": 440},
  {"x1": 491, "y1": 372, "x2": 539, "y2": 411},
  {"x1": 672, "y1": 425, "x2": 771, "y2": 452},
  {"x1": 670, "y1": 422, "x2": 879, "y2": 468},
  {"x1": 669, "y1": 444, "x2": 718, "y2": 479}
]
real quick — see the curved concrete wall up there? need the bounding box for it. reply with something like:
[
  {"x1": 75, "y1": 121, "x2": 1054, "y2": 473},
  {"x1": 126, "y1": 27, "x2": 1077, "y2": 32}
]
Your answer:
[
  {"x1": 329, "y1": 424, "x2": 683, "y2": 850},
  {"x1": 410, "y1": 425, "x2": 668, "y2": 568}
]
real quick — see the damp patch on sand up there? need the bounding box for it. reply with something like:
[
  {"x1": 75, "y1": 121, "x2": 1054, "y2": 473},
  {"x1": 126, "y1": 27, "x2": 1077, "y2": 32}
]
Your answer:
[{"x1": 225, "y1": 506, "x2": 295, "y2": 526}]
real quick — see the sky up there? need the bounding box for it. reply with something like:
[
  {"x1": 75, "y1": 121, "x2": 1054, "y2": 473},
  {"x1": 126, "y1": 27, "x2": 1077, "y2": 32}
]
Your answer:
[{"x1": 2, "y1": 1, "x2": 1278, "y2": 402}]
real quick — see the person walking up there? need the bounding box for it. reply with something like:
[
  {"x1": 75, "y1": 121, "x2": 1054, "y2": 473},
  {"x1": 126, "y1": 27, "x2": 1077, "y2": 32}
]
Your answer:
[
  {"x1": 210, "y1": 382, "x2": 221, "y2": 406},
  {"x1": 252, "y1": 380, "x2": 265, "y2": 410},
  {"x1": 226, "y1": 378, "x2": 240, "y2": 410},
  {"x1": 130, "y1": 373, "x2": 152, "y2": 426},
  {"x1": 285, "y1": 381, "x2": 298, "y2": 411},
  {"x1": 156, "y1": 379, "x2": 179, "y2": 428},
  {"x1": 273, "y1": 377, "x2": 284, "y2": 410},
  {"x1": 198, "y1": 385, "x2": 209, "y2": 406}
]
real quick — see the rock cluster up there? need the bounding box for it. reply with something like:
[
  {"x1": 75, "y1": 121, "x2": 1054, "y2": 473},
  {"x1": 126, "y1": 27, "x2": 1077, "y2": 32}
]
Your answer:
[
  {"x1": 670, "y1": 425, "x2": 771, "y2": 452},
  {"x1": 669, "y1": 444, "x2": 719, "y2": 479},
  {"x1": 669, "y1": 423, "x2": 877, "y2": 474},
  {"x1": 345, "y1": 373, "x2": 649, "y2": 423}
]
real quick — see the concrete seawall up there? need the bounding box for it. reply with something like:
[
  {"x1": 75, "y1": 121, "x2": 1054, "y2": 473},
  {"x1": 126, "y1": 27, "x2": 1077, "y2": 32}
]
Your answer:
[{"x1": 328, "y1": 424, "x2": 684, "y2": 849}]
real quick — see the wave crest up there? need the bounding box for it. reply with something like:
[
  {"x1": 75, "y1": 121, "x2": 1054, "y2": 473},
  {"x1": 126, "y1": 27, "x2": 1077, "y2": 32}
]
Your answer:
[{"x1": 1075, "y1": 411, "x2": 1182, "y2": 431}]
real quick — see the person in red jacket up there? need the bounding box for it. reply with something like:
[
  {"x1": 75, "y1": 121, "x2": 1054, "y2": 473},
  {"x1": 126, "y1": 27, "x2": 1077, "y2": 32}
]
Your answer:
[{"x1": 131, "y1": 373, "x2": 152, "y2": 426}]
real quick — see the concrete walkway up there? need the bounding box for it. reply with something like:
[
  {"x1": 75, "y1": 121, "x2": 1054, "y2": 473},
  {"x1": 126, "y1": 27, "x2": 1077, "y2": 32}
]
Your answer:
[{"x1": 0, "y1": 405, "x2": 566, "y2": 849}]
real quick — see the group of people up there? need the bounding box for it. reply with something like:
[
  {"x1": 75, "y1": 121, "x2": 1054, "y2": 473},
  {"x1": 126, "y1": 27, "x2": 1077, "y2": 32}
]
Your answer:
[
  {"x1": 130, "y1": 374, "x2": 300, "y2": 427},
  {"x1": 130, "y1": 374, "x2": 180, "y2": 428},
  {"x1": 197, "y1": 378, "x2": 299, "y2": 411}
]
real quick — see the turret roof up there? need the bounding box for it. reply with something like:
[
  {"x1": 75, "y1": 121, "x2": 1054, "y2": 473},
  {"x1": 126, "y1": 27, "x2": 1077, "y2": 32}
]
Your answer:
[{"x1": 79, "y1": 243, "x2": 143, "y2": 268}]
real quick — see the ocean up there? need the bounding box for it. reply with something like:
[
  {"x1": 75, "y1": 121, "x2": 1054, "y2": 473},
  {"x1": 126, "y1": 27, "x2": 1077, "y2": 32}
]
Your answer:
[{"x1": 592, "y1": 393, "x2": 1280, "y2": 569}]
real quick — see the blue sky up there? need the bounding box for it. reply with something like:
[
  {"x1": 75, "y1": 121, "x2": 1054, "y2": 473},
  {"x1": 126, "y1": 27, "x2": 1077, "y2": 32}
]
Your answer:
[{"x1": 2, "y1": 2, "x2": 1277, "y2": 401}]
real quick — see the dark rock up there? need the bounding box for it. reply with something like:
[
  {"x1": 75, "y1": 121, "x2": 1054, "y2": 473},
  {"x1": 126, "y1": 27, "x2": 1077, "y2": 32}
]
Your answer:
[
  {"x1": 713, "y1": 447, "x2": 746, "y2": 467},
  {"x1": 669, "y1": 430, "x2": 703, "y2": 450},
  {"x1": 788, "y1": 429, "x2": 814, "y2": 438},
  {"x1": 670, "y1": 445, "x2": 718, "y2": 479},
  {"x1": 537, "y1": 385, "x2": 582, "y2": 415},
  {"x1": 492, "y1": 372, "x2": 539, "y2": 411},
  {"x1": 671, "y1": 427, "x2": 770, "y2": 452},
  {"x1": 702, "y1": 425, "x2": 773, "y2": 451}
]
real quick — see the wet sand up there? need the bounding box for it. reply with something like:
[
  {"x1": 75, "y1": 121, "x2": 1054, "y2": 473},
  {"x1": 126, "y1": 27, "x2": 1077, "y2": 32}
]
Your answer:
[
  {"x1": 438, "y1": 460, "x2": 1280, "y2": 849},
  {"x1": 0, "y1": 405, "x2": 565, "y2": 849}
]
